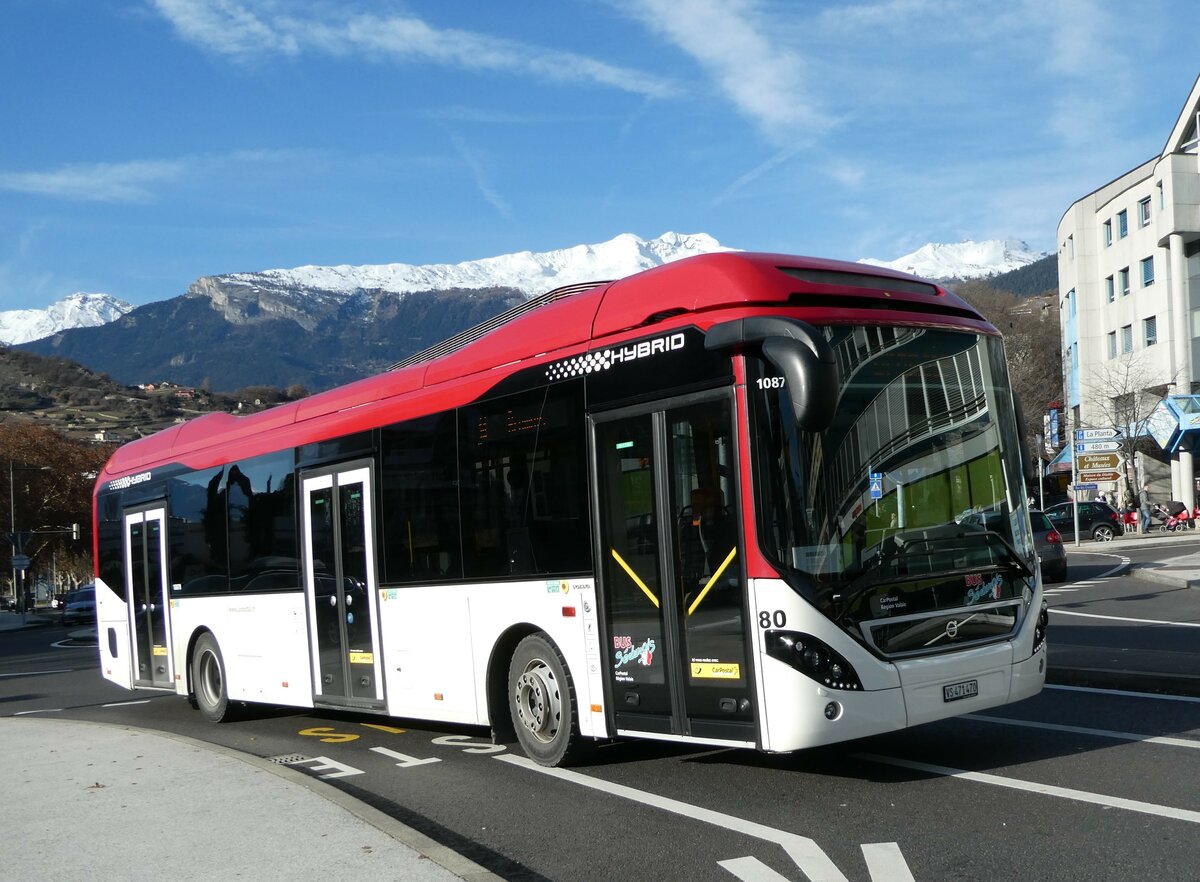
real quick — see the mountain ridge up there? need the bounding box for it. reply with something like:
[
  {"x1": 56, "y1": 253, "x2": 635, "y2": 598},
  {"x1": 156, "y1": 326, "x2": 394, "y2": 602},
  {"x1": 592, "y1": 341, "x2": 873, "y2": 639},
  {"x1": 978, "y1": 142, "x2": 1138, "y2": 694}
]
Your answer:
[
  {"x1": 0, "y1": 292, "x2": 133, "y2": 345},
  {"x1": 16, "y1": 234, "x2": 1057, "y2": 392}
]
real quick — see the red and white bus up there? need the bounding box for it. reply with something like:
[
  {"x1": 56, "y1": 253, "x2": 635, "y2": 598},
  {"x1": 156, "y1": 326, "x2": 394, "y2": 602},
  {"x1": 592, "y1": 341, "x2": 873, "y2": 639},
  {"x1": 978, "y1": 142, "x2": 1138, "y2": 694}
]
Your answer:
[{"x1": 93, "y1": 251, "x2": 1047, "y2": 766}]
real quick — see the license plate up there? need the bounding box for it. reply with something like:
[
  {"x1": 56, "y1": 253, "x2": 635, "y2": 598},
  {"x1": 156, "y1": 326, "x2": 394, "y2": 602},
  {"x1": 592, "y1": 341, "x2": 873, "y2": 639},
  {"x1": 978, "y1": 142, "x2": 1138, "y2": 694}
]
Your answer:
[{"x1": 943, "y1": 679, "x2": 978, "y2": 702}]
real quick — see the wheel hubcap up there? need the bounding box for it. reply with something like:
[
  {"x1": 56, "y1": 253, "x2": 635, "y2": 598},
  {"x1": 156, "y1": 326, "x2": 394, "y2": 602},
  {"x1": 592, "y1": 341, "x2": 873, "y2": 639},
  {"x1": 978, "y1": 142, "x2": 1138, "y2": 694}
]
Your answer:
[
  {"x1": 199, "y1": 650, "x2": 221, "y2": 706},
  {"x1": 514, "y1": 659, "x2": 561, "y2": 744}
]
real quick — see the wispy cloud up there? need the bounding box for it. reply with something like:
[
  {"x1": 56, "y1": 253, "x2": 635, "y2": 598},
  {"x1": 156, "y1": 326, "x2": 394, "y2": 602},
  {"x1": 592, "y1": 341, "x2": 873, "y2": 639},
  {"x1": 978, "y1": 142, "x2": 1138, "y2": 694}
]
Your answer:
[
  {"x1": 620, "y1": 0, "x2": 827, "y2": 143},
  {"x1": 149, "y1": 0, "x2": 298, "y2": 56},
  {"x1": 448, "y1": 133, "x2": 514, "y2": 223},
  {"x1": 714, "y1": 147, "x2": 802, "y2": 205},
  {"x1": 151, "y1": 0, "x2": 677, "y2": 99},
  {"x1": 0, "y1": 159, "x2": 187, "y2": 203},
  {"x1": 0, "y1": 149, "x2": 308, "y2": 204}
]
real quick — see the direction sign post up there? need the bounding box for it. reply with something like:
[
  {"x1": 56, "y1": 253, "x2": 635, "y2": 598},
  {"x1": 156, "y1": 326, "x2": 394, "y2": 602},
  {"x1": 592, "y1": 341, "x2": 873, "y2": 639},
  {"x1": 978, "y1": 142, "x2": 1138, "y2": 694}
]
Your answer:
[{"x1": 10, "y1": 554, "x2": 29, "y2": 571}]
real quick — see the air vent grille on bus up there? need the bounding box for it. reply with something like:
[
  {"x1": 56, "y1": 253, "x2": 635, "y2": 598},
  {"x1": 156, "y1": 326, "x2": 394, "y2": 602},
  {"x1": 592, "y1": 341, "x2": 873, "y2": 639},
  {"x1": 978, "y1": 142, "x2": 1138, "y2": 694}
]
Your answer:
[
  {"x1": 388, "y1": 280, "x2": 609, "y2": 371},
  {"x1": 787, "y1": 293, "x2": 981, "y2": 322},
  {"x1": 777, "y1": 266, "x2": 940, "y2": 297}
]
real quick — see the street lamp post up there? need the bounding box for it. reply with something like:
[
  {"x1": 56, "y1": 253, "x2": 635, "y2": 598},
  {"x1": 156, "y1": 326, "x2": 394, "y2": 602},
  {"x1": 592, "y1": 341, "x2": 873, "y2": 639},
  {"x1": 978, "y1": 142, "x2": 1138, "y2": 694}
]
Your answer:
[{"x1": 8, "y1": 461, "x2": 50, "y2": 627}]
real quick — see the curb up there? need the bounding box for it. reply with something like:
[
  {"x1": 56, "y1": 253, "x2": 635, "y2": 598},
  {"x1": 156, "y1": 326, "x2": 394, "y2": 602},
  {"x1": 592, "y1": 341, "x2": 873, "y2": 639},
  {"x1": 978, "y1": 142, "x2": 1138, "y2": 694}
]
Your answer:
[
  {"x1": 1128, "y1": 564, "x2": 1200, "y2": 590},
  {"x1": 11, "y1": 717, "x2": 502, "y2": 882}
]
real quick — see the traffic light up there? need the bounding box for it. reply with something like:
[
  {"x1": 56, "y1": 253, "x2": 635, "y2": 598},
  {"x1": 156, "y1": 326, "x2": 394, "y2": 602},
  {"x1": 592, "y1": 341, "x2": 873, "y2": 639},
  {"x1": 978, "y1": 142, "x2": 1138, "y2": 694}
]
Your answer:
[{"x1": 71, "y1": 523, "x2": 80, "y2": 540}]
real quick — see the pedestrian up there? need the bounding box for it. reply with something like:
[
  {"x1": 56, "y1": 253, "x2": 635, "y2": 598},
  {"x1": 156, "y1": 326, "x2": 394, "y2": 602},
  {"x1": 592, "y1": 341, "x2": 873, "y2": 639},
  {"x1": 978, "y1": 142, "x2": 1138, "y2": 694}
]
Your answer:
[{"x1": 1138, "y1": 483, "x2": 1153, "y2": 534}]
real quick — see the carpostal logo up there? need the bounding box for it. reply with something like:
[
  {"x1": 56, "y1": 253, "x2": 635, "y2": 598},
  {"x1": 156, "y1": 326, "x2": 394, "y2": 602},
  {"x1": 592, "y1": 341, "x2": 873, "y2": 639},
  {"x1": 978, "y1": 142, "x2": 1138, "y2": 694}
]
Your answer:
[
  {"x1": 545, "y1": 332, "x2": 686, "y2": 381},
  {"x1": 106, "y1": 471, "x2": 152, "y2": 491}
]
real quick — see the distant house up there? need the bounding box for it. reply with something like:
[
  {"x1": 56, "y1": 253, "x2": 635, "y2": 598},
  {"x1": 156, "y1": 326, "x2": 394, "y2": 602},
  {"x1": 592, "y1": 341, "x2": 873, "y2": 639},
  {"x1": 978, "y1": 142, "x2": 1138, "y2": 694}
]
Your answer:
[{"x1": 93, "y1": 430, "x2": 122, "y2": 443}]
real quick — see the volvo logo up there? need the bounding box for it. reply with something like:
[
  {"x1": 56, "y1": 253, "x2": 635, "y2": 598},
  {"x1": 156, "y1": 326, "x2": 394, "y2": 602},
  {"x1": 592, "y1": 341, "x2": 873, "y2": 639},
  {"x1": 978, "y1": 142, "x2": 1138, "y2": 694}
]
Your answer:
[{"x1": 945, "y1": 619, "x2": 960, "y2": 639}]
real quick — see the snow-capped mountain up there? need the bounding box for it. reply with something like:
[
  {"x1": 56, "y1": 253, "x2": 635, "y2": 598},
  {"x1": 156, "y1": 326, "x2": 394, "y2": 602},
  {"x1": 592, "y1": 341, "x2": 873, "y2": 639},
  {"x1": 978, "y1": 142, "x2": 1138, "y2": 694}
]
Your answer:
[
  {"x1": 0, "y1": 292, "x2": 134, "y2": 345},
  {"x1": 858, "y1": 239, "x2": 1048, "y2": 280},
  {"x1": 213, "y1": 231, "x2": 732, "y2": 302}
]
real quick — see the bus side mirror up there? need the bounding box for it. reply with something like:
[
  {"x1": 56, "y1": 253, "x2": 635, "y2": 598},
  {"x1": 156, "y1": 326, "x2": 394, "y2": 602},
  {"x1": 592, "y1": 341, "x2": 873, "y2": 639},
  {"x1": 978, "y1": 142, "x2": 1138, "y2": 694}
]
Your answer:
[{"x1": 705, "y1": 317, "x2": 839, "y2": 432}]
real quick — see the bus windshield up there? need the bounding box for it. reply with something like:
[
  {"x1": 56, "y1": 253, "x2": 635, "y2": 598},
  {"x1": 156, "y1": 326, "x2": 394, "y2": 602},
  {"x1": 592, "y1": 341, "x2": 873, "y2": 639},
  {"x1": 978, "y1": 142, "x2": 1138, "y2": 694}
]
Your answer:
[{"x1": 748, "y1": 325, "x2": 1035, "y2": 651}]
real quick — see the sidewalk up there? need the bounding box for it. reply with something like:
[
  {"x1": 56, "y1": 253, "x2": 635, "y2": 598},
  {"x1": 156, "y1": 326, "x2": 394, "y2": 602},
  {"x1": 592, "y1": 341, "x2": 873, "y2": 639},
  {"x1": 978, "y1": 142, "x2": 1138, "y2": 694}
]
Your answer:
[{"x1": 1, "y1": 716, "x2": 496, "y2": 882}]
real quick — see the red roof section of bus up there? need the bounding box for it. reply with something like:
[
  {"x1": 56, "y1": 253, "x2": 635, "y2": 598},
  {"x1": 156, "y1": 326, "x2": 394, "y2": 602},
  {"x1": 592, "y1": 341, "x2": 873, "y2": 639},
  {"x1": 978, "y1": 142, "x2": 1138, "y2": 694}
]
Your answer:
[{"x1": 99, "y1": 251, "x2": 988, "y2": 482}]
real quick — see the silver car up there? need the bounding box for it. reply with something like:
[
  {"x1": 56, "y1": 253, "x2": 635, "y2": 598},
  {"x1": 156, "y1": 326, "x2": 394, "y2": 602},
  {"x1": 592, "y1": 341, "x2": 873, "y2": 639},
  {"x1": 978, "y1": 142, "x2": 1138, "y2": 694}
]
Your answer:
[{"x1": 61, "y1": 585, "x2": 96, "y2": 626}]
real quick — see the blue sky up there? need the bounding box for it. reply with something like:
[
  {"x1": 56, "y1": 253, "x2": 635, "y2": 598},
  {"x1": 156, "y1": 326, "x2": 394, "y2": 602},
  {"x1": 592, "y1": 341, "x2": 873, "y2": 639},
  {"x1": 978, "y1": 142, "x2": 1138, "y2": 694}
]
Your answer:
[{"x1": 2, "y1": 0, "x2": 1198, "y2": 311}]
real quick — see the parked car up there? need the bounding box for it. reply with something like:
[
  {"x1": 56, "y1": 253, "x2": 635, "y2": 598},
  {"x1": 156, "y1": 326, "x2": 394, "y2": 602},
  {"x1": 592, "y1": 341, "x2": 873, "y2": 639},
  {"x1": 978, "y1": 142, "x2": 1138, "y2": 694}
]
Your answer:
[
  {"x1": 61, "y1": 585, "x2": 96, "y2": 626},
  {"x1": 956, "y1": 508, "x2": 1067, "y2": 583},
  {"x1": 1044, "y1": 500, "x2": 1124, "y2": 542},
  {"x1": 1029, "y1": 510, "x2": 1068, "y2": 583}
]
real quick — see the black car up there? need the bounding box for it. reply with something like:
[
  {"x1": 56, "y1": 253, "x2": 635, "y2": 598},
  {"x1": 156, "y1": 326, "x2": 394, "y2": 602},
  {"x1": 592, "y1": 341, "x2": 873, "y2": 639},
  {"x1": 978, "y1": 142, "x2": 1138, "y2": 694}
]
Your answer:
[{"x1": 1044, "y1": 500, "x2": 1124, "y2": 542}]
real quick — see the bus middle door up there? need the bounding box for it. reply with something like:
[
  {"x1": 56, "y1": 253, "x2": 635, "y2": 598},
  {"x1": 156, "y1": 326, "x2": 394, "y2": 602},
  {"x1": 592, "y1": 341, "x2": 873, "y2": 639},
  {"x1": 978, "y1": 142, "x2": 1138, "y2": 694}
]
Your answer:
[
  {"x1": 301, "y1": 463, "x2": 385, "y2": 710},
  {"x1": 594, "y1": 394, "x2": 755, "y2": 744}
]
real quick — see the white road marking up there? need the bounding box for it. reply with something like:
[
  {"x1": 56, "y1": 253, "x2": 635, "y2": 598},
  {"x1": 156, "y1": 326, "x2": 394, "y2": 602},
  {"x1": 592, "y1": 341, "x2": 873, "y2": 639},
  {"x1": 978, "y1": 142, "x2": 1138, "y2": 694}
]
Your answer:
[
  {"x1": 498, "y1": 754, "x2": 913, "y2": 882},
  {"x1": 371, "y1": 746, "x2": 441, "y2": 768},
  {"x1": 102, "y1": 699, "x2": 152, "y2": 707},
  {"x1": 0, "y1": 669, "x2": 76, "y2": 678},
  {"x1": 1045, "y1": 684, "x2": 1200, "y2": 704},
  {"x1": 13, "y1": 708, "x2": 62, "y2": 715},
  {"x1": 963, "y1": 713, "x2": 1200, "y2": 749},
  {"x1": 1049, "y1": 608, "x2": 1200, "y2": 628},
  {"x1": 856, "y1": 754, "x2": 1200, "y2": 825}
]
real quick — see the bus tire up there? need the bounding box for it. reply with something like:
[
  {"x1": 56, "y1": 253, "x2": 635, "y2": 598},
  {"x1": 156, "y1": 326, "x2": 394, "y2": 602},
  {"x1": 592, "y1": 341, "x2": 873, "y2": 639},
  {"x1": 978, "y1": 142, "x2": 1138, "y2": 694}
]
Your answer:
[
  {"x1": 508, "y1": 633, "x2": 587, "y2": 767},
  {"x1": 192, "y1": 632, "x2": 233, "y2": 723}
]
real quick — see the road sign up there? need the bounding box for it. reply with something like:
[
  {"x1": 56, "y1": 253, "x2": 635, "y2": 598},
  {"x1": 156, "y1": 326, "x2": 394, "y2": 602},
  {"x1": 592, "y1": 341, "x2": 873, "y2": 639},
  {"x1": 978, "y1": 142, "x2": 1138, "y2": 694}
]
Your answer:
[
  {"x1": 1075, "y1": 428, "x2": 1119, "y2": 441},
  {"x1": 1073, "y1": 483, "x2": 1099, "y2": 490},
  {"x1": 1075, "y1": 441, "x2": 1121, "y2": 454},
  {"x1": 1077, "y1": 453, "x2": 1122, "y2": 470},
  {"x1": 1077, "y1": 470, "x2": 1123, "y2": 482},
  {"x1": 869, "y1": 472, "x2": 883, "y2": 499},
  {"x1": 10, "y1": 554, "x2": 30, "y2": 570}
]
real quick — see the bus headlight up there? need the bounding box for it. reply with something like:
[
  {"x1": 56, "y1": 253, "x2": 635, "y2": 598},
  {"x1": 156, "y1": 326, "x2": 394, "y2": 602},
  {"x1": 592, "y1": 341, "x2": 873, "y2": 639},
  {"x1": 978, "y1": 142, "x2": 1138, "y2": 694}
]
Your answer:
[
  {"x1": 764, "y1": 630, "x2": 863, "y2": 690},
  {"x1": 1032, "y1": 601, "x2": 1049, "y2": 652}
]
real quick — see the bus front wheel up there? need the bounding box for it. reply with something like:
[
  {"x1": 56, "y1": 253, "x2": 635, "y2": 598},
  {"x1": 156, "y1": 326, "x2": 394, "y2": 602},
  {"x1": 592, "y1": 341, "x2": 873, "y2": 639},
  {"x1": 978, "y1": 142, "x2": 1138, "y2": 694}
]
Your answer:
[
  {"x1": 192, "y1": 632, "x2": 233, "y2": 723},
  {"x1": 508, "y1": 633, "x2": 586, "y2": 767}
]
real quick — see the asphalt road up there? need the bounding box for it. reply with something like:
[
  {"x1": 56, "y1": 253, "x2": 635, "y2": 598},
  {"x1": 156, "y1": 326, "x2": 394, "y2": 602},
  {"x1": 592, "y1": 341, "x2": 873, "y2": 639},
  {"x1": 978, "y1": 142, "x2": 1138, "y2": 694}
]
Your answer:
[{"x1": 2, "y1": 558, "x2": 1198, "y2": 882}]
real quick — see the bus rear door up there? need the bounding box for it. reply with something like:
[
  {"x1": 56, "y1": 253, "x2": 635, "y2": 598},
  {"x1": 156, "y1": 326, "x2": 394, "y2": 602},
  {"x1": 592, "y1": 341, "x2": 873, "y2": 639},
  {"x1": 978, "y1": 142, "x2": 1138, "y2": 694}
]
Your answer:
[{"x1": 593, "y1": 394, "x2": 756, "y2": 745}]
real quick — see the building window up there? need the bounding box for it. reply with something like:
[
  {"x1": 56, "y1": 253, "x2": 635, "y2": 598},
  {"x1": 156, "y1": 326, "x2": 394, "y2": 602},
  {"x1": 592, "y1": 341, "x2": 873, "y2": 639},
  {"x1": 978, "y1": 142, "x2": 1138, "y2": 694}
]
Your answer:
[
  {"x1": 1144, "y1": 316, "x2": 1158, "y2": 346},
  {"x1": 1104, "y1": 220, "x2": 1113, "y2": 246},
  {"x1": 1068, "y1": 288, "x2": 1076, "y2": 317},
  {"x1": 1158, "y1": 181, "x2": 1165, "y2": 209},
  {"x1": 1067, "y1": 235, "x2": 1074, "y2": 258},
  {"x1": 1121, "y1": 324, "x2": 1133, "y2": 353},
  {"x1": 1107, "y1": 330, "x2": 1117, "y2": 358},
  {"x1": 1120, "y1": 267, "x2": 1130, "y2": 296},
  {"x1": 1105, "y1": 276, "x2": 1115, "y2": 303},
  {"x1": 1118, "y1": 210, "x2": 1129, "y2": 238},
  {"x1": 1141, "y1": 256, "x2": 1155, "y2": 286},
  {"x1": 1139, "y1": 197, "x2": 1152, "y2": 227}
]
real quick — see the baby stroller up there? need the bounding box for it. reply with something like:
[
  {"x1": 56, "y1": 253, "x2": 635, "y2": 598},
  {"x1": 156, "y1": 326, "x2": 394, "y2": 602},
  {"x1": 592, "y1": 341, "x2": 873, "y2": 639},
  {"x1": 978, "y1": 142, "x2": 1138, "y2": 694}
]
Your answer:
[{"x1": 1154, "y1": 500, "x2": 1189, "y2": 532}]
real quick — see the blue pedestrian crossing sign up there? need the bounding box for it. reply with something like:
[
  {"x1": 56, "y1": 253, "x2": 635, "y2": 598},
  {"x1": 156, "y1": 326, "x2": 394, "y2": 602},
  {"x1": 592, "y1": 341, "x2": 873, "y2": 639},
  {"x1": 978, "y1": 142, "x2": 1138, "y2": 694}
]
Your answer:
[{"x1": 869, "y1": 472, "x2": 883, "y2": 499}]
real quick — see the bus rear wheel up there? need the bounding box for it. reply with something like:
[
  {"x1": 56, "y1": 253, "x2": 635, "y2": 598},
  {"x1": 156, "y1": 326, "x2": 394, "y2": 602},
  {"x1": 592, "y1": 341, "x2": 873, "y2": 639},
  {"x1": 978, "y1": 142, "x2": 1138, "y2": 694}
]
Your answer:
[
  {"x1": 192, "y1": 632, "x2": 233, "y2": 723},
  {"x1": 508, "y1": 633, "x2": 586, "y2": 767}
]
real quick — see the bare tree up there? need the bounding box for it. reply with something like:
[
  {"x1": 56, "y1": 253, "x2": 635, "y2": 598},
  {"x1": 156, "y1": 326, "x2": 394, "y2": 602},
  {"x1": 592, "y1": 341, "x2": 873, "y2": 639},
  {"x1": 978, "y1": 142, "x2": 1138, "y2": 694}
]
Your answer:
[{"x1": 1082, "y1": 351, "x2": 1168, "y2": 504}]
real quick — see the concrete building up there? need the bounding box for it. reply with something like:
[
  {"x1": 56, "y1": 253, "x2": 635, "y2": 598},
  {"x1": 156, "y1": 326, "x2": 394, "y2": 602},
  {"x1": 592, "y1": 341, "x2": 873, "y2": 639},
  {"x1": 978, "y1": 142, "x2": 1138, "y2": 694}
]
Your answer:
[{"x1": 1057, "y1": 73, "x2": 1200, "y2": 509}]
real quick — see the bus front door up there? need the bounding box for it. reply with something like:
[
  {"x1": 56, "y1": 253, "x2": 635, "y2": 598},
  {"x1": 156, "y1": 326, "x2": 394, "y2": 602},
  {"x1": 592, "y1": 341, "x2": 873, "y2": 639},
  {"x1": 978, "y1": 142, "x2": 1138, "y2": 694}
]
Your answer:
[
  {"x1": 124, "y1": 507, "x2": 173, "y2": 689},
  {"x1": 594, "y1": 395, "x2": 755, "y2": 744},
  {"x1": 301, "y1": 464, "x2": 385, "y2": 710}
]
